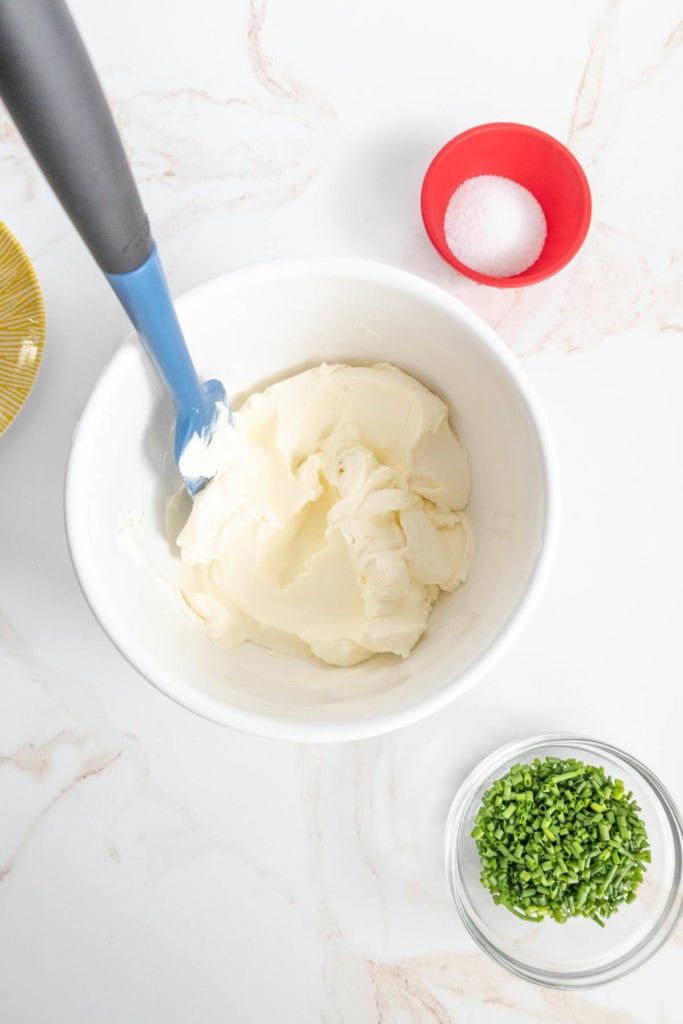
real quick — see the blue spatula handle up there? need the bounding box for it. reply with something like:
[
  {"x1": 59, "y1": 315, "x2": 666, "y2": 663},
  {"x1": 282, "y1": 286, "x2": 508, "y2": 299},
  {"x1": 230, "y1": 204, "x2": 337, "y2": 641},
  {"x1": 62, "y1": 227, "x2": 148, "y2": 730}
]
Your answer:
[
  {"x1": 108, "y1": 248, "x2": 225, "y2": 465},
  {"x1": 0, "y1": 0, "x2": 223, "y2": 464}
]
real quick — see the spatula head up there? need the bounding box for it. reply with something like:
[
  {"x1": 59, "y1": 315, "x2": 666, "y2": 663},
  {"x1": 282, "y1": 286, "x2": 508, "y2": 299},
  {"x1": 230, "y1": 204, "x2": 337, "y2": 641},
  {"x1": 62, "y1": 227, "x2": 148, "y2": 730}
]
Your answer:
[{"x1": 174, "y1": 377, "x2": 227, "y2": 496}]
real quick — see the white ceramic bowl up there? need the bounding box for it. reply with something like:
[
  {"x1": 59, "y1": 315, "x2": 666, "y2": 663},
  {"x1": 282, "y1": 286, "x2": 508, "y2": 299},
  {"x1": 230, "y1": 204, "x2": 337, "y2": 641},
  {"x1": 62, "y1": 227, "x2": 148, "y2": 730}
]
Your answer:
[{"x1": 65, "y1": 258, "x2": 559, "y2": 742}]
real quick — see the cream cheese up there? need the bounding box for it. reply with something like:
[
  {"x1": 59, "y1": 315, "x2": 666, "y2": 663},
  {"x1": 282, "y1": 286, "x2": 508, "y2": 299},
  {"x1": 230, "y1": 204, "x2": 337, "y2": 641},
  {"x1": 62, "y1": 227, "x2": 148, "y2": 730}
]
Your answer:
[{"x1": 176, "y1": 363, "x2": 473, "y2": 666}]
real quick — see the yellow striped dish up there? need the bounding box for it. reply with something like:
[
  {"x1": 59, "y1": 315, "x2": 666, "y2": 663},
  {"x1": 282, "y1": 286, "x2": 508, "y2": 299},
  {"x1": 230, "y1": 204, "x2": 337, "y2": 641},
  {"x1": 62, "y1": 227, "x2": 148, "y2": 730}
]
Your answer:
[{"x1": 0, "y1": 222, "x2": 46, "y2": 435}]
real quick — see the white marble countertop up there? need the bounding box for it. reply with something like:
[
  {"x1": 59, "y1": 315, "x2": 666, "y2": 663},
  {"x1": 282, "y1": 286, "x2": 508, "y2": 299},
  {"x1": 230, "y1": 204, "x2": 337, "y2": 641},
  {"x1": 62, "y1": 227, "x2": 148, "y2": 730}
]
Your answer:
[{"x1": 2, "y1": 1, "x2": 682, "y2": 1020}]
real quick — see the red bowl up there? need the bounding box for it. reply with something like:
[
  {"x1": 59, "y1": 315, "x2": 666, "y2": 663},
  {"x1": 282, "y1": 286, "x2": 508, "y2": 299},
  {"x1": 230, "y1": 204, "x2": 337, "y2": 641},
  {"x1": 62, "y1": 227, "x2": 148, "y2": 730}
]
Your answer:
[{"x1": 421, "y1": 123, "x2": 592, "y2": 288}]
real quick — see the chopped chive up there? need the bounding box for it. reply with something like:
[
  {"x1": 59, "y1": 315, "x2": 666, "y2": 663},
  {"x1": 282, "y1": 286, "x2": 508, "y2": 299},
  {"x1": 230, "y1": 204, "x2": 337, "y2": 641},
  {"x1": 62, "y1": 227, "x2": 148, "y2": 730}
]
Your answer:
[
  {"x1": 551, "y1": 768, "x2": 586, "y2": 782},
  {"x1": 472, "y1": 756, "x2": 649, "y2": 927}
]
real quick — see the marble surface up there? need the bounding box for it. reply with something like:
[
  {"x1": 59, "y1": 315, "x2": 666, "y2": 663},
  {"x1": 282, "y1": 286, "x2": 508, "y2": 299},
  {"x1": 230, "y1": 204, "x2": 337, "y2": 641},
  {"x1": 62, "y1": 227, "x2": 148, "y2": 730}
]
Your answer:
[{"x1": 1, "y1": 0, "x2": 682, "y2": 1020}]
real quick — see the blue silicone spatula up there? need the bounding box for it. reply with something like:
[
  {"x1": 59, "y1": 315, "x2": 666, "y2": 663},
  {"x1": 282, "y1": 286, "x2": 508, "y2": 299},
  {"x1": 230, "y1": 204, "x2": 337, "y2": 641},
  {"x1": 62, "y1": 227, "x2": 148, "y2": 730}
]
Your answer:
[{"x1": 0, "y1": 0, "x2": 225, "y2": 495}]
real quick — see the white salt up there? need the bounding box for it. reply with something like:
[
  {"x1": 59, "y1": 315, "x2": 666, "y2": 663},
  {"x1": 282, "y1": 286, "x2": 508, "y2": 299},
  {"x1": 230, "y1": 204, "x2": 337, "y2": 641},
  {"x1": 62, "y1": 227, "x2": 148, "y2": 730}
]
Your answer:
[{"x1": 444, "y1": 174, "x2": 547, "y2": 278}]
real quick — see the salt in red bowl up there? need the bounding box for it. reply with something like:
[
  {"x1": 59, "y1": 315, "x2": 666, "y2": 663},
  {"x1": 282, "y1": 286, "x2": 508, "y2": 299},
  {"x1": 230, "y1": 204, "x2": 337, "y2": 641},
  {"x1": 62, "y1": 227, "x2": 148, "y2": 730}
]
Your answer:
[{"x1": 421, "y1": 122, "x2": 592, "y2": 288}]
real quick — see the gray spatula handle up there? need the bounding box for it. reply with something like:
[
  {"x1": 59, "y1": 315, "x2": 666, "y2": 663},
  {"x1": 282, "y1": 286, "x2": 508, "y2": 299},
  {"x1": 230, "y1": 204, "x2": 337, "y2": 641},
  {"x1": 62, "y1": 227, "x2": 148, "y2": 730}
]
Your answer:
[{"x1": 0, "y1": 0, "x2": 153, "y2": 274}]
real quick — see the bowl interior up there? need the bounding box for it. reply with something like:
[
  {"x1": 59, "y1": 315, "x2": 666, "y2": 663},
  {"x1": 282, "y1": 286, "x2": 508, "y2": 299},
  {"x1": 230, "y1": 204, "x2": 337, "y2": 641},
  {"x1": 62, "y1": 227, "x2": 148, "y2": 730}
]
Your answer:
[
  {"x1": 421, "y1": 123, "x2": 592, "y2": 286},
  {"x1": 66, "y1": 260, "x2": 553, "y2": 739},
  {"x1": 446, "y1": 737, "x2": 683, "y2": 986}
]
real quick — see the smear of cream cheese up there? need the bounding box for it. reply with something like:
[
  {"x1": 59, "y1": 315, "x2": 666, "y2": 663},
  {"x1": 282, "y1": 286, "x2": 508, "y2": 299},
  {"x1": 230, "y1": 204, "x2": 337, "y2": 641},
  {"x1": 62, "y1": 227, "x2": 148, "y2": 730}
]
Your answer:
[{"x1": 175, "y1": 362, "x2": 474, "y2": 667}]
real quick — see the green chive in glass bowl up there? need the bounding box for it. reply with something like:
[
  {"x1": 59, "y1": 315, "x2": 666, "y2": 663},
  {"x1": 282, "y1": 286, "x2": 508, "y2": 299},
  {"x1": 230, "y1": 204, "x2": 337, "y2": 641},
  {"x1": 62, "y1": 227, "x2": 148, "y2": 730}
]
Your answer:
[{"x1": 444, "y1": 735, "x2": 683, "y2": 988}]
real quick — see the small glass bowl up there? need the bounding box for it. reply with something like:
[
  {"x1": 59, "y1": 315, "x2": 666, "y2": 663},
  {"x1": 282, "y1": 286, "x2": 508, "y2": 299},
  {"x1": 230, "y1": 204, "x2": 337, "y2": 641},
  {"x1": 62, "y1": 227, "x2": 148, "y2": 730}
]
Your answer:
[{"x1": 445, "y1": 735, "x2": 683, "y2": 988}]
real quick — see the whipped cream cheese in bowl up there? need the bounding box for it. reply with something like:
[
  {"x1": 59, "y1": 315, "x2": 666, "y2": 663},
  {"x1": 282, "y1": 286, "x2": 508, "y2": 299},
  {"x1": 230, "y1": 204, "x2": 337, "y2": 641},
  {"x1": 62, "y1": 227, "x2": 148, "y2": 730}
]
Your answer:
[
  {"x1": 177, "y1": 362, "x2": 474, "y2": 668},
  {"x1": 66, "y1": 259, "x2": 559, "y2": 741}
]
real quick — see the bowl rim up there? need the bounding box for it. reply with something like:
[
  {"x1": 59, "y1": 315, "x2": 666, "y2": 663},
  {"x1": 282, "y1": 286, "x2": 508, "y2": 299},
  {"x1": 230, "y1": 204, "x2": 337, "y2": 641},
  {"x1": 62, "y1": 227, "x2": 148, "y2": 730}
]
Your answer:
[
  {"x1": 444, "y1": 733, "x2": 683, "y2": 988},
  {"x1": 64, "y1": 256, "x2": 561, "y2": 743},
  {"x1": 421, "y1": 121, "x2": 593, "y2": 288}
]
